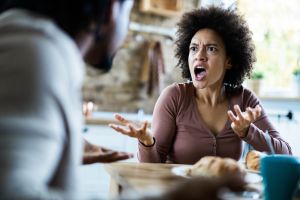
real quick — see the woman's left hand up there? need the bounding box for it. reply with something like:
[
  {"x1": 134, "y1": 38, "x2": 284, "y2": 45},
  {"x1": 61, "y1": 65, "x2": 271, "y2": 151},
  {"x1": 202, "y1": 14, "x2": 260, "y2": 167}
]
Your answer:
[{"x1": 227, "y1": 104, "x2": 262, "y2": 137}]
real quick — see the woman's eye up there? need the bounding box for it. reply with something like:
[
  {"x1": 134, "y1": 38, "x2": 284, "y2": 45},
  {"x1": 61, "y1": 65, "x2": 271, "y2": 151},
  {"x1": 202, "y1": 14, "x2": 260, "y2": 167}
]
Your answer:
[
  {"x1": 207, "y1": 46, "x2": 217, "y2": 53},
  {"x1": 190, "y1": 46, "x2": 197, "y2": 52}
]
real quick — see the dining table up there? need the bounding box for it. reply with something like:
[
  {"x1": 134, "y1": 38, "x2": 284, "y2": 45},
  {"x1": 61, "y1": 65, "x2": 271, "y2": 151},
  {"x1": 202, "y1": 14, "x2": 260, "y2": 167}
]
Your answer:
[{"x1": 104, "y1": 162, "x2": 263, "y2": 200}]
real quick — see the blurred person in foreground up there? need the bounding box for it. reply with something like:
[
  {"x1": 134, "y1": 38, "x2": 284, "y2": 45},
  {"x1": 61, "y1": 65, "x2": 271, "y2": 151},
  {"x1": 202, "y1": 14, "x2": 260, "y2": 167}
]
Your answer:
[
  {"x1": 110, "y1": 6, "x2": 292, "y2": 164},
  {"x1": 0, "y1": 0, "x2": 133, "y2": 199}
]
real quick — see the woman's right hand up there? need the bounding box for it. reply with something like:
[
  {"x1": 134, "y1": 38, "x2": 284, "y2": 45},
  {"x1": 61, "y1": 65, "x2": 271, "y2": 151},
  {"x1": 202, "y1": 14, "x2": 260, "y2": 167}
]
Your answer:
[{"x1": 108, "y1": 114, "x2": 154, "y2": 146}]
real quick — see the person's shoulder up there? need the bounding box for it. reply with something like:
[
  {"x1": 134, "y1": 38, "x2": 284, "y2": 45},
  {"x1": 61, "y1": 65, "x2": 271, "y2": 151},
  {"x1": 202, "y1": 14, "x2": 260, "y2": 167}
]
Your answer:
[
  {"x1": 0, "y1": 9, "x2": 74, "y2": 48},
  {"x1": 227, "y1": 85, "x2": 260, "y2": 107},
  {"x1": 156, "y1": 82, "x2": 192, "y2": 112},
  {"x1": 227, "y1": 85, "x2": 256, "y2": 98},
  {"x1": 239, "y1": 85, "x2": 259, "y2": 101},
  {"x1": 165, "y1": 81, "x2": 193, "y2": 92},
  {"x1": 162, "y1": 81, "x2": 193, "y2": 96},
  {"x1": 164, "y1": 81, "x2": 194, "y2": 103},
  {"x1": 0, "y1": 9, "x2": 81, "y2": 68}
]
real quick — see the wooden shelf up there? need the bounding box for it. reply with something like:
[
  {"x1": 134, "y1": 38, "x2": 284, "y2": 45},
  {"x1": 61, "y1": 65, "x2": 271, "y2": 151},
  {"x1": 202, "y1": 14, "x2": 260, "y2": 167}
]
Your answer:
[{"x1": 140, "y1": 0, "x2": 183, "y2": 17}]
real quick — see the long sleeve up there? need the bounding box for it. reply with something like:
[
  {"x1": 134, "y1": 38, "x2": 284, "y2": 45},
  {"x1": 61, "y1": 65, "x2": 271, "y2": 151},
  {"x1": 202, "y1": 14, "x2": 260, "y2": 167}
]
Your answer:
[
  {"x1": 240, "y1": 89, "x2": 292, "y2": 154},
  {"x1": 138, "y1": 84, "x2": 180, "y2": 163},
  {"x1": 243, "y1": 117, "x2": 292, "y2": 154}
]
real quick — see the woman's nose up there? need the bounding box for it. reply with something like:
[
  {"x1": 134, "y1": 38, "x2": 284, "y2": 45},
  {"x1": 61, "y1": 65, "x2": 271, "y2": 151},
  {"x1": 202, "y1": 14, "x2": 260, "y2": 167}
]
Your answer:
[{"x1": 195, "y1": 47, "x2": 207, "y2": 61}]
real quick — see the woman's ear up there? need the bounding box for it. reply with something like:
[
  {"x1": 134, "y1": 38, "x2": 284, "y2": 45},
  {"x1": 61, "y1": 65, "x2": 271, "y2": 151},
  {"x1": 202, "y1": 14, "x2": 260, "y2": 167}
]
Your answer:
[{"x1": 225, "y1": 57, "x2": 232, "y2": 69}]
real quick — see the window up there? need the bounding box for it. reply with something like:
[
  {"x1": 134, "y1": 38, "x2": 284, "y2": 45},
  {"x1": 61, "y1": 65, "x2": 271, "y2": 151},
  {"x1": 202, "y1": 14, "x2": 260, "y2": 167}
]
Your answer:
[{"x1": 238, "y1": 0, "x2": 300, "y2": 97}]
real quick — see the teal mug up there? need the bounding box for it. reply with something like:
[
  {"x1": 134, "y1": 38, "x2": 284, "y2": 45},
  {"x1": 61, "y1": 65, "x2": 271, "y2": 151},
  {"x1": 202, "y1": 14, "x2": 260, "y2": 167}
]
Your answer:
[{"x1": 261, "y1": 155, "x2": 300, "y2": 200}]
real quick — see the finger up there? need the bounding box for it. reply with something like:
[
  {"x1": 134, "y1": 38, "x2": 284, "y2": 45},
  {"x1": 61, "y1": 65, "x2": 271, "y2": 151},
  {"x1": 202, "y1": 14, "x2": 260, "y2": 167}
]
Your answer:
[
  {"x1": 255, "y1": 105, "x2": 262, "y2": 118},
  {"x1": 100, "y1": 146, "x2": 111, "y2": 152},
  {"x1": 109, "y1": 123, "x2": 123, "y2": 131},
  {"x1": 99, "y1": 152, "x2": 134, "y2": 163},
  {"x1": 227, "y1": 110, "x2": 238, "y2": 123},
  {"x1": 127, "y1": 124, "x2": 138, "y2": 138},
  {"x1": 106, "y1": 154, "x2": 133, "y2": 162},
  {"x1": 229, "y1": 113, "x2": 242, "y2": 130},
  {"x1": 246, "y1": 107, "x2": 255, "y2": 122},
  {"x1": 234, "y1": 105, "x2": 245, "y2": 121},
  {"x1": 114, "y1": 113, "x2": 130, "y2": 125},
  {"x1": 109, "y1": 124, "x2": 132, "y2": 136},
  {"x1": 246, "y1": 106, "x2": 254, "y2": 112},
  {"x1": 97, "y1": 151, "x2": 118, "y2": 162},
  {"x1": 142, "y1": 121, "x2": 148, "y2": 132},
  {"x1": 113, "y1": 152, "x2": 134, "y2": 160},
  {"x1": 227, "y1": 111, "x2": 239, "y2": 127},
  {"x1": 83, "y1": 151, "x2": 116, "y2": 164}
]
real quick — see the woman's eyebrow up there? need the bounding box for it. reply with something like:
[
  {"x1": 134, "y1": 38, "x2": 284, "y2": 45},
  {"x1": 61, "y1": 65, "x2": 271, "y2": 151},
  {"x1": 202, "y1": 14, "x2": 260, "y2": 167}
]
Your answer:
[
  {"x1": 189, "y1": 42, "x2": 199, "y2": 46},
  {"x1": 190, "y1": 42, "x2": 219, "y2": 46}
]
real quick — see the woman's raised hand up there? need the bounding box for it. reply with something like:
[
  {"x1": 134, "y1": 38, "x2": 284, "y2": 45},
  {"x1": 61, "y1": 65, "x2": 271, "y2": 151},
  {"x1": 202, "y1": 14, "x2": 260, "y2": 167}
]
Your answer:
[
  {"x1": 227, "y1": 104, "x2": 262, "y2": 137},
  {"x1": 109, "y1": 114, "x2": 154, "y2": 146}
]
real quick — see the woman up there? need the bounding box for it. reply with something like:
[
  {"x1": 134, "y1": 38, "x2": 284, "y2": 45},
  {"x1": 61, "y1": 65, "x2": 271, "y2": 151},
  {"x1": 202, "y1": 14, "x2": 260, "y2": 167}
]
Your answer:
[{"x1": 109, "y1": 6, "x2": 292, "y2": 164}]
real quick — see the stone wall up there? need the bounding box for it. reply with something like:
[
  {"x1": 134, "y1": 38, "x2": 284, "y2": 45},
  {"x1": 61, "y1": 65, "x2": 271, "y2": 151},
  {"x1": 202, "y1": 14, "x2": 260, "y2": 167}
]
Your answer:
[{"x1": 82, "y1": 0, "x2": 198, "y2": 114}]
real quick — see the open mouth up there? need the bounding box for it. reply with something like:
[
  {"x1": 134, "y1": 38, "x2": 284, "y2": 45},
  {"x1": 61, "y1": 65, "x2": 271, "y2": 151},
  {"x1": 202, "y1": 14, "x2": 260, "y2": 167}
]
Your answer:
[
  {"x1": 194, "y1": 67, "x2": 206, "y2": 74},
  {"x1": 194, "y1": 67, "x2": 207, "y2": 81}
]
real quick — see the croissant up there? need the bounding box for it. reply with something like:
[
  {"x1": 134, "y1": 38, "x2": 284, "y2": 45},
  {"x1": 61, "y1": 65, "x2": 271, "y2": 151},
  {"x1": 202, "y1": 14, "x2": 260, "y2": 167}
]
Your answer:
[
  {"x1": 187, "y1": 156, "x2": 246, "y2": 178},
  {"x1": 245, "y1": 150, "x2": 263, "y2": 171}
]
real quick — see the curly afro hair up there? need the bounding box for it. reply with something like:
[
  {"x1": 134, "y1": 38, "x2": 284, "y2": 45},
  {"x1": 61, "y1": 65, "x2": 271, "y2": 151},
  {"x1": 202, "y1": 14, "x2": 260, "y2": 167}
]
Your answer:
[{"x1": 174, "y1": 6, "x2": 256, "y2": 87}]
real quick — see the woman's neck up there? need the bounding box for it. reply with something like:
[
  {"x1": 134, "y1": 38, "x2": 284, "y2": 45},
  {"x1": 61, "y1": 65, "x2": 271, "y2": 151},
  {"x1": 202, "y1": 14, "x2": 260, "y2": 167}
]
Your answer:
[{"x1": 195, "y1": 85, "x2": 226, "y2": 107}]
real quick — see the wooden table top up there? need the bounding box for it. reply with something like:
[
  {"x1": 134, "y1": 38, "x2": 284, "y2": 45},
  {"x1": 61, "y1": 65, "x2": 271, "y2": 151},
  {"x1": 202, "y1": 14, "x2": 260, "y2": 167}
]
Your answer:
[
  {"x1": 104, "y1": 162, "x2": 187, "y2": 195},
  {"x1": 104, "y1": 162, "x2": 263, "y2": 199}
]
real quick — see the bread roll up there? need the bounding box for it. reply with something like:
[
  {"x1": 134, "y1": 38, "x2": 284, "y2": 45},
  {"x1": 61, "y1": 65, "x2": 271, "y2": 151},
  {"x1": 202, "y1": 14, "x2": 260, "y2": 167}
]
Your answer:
[
  {"x1": 187, "y1": 156, "x2": 246, "y2": 178},
  {"x1": 245, "y1": 150, "x2": 262, "y2": 171}
]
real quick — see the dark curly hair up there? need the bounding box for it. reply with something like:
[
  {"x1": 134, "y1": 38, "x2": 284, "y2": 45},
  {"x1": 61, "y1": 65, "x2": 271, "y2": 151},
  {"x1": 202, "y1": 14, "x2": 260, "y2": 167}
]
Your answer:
[{"x1": 175, "y1": 6, "x2": 256, "y2": 87}]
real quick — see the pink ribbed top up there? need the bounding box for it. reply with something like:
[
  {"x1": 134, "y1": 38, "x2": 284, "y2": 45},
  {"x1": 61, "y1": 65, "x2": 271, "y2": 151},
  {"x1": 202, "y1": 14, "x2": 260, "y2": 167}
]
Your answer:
[{"x1": 138, "y1": 82, "x2": 292, "y2": 164}]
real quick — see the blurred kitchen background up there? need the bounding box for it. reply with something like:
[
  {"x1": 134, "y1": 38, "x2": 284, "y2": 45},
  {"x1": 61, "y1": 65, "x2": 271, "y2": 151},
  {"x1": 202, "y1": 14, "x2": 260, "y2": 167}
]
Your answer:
[{"x1": 79, "y1": 0, "x2": 300, "y2": 199}]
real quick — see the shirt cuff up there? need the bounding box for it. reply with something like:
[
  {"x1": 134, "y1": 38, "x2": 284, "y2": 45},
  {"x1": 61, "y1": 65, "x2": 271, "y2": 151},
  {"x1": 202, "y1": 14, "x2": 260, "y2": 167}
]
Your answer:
[
  {"x1": 242, "y1": 123, "x2": 257, "y2": 143},
  {"x1": 138, "y1": 137, "x2": 156, "y2": 147}
]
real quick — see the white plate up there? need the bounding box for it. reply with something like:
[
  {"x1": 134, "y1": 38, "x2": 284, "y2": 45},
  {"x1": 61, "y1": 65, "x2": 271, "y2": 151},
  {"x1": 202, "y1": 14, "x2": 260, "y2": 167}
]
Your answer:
[
  {"x1": 245, "y1": 172, "x2": 262, "y2": 184},
  {"x1": 171, "y1": 166, "x2": 262, "y2": 184},
  {"x1": 171, "y1": 166, "x2": 190, "y2": 178}
]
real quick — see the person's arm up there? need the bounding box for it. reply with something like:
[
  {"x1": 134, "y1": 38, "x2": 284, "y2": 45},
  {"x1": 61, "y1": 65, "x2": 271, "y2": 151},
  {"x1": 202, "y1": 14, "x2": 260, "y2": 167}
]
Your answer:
[
  {"x1": 243, "y1": 111, "x2": 292, "y2": 154},
  {"x1": 228, "y1": 89, "x2": 292, "y2": 154},
  {"x1": 137, "y1": 84, "x2": 180, "y2": 163},
  {"x1": 109, "y1": 84, "x2": 180, "y2": 163},
  {"x1": 82, "y1": 138, "x2": 133, "y2": 164}
]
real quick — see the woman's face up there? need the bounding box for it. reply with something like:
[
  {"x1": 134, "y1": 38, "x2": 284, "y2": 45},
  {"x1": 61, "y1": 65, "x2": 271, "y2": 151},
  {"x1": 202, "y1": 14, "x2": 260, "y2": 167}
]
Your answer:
[{"x1": 188, "y1": 28, "x2": 231, "y2": 90}]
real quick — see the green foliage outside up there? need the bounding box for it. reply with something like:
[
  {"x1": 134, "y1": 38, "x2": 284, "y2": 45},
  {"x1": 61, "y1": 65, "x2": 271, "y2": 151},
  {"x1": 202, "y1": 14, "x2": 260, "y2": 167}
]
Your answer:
[
  {"x1": 293, "y1": 68, "x2": 300, "y2": 76},
  {"x1": 239, "y1": 0, "x2": 300, "y2": 89},
  {"x1": 251, "y1": 71, "x2": 264, "y2": 80}
]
